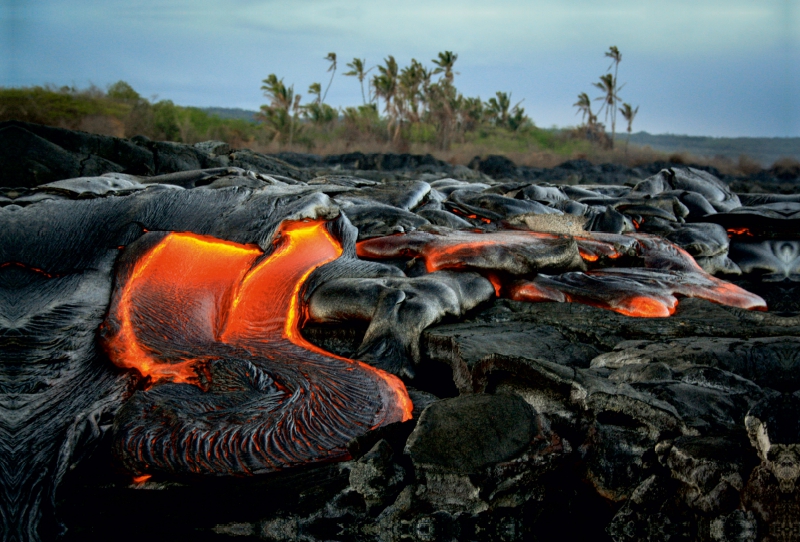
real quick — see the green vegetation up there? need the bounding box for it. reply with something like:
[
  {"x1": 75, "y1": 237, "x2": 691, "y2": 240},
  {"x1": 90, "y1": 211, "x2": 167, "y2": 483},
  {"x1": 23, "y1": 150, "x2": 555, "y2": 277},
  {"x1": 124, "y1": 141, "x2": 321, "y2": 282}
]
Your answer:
[
  {"x1": 0, "y1": 49, "x2": 593, "y2": 161},
  {"x1": 4, "y1": 47, "x2": 794, "y2": 172},
  {"x1": 0, "y1": 82, "x2": 263, "y2": 147},
  {"x1": 257, "y1": 51, "x2": 545, "y2": 153}
]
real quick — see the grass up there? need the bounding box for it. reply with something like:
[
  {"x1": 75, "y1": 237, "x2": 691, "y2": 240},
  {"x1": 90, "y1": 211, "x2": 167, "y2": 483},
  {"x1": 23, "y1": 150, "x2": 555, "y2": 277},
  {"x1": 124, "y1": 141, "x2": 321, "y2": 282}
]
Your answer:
[{"x1": 1, "y1": 83, "x2": 794, "y2": 177}]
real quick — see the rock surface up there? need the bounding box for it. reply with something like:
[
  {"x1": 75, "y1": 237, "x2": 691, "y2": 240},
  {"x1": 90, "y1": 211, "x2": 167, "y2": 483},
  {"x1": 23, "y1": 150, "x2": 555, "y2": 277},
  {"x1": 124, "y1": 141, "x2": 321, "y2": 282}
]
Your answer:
[{"x1": 3, "y1": 123, "x2": 800, "y2": 541}]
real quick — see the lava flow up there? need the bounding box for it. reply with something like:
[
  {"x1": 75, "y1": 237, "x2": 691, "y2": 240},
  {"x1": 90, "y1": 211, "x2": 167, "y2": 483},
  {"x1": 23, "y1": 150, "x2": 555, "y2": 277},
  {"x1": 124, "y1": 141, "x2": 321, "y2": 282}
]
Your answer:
[
  {"x1": 357, "y1": 229, "x2": 766, "y2": 318},
  {"x1": 102, "y1": 219, "x2": 411, "y2": 476}
]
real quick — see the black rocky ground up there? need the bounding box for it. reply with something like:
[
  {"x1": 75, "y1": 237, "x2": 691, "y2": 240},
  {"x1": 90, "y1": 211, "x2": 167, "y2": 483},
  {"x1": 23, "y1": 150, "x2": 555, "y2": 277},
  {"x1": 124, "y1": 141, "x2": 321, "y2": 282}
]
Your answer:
[{"x1": 3, "y1": 121, "x2": 800, "y2": 542}]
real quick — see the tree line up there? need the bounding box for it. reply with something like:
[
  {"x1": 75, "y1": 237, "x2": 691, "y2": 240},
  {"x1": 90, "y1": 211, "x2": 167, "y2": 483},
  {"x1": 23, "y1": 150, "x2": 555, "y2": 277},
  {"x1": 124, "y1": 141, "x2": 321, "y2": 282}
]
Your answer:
[{"x1": 258, "y1": 51, "x2": 529, "y2": 150}]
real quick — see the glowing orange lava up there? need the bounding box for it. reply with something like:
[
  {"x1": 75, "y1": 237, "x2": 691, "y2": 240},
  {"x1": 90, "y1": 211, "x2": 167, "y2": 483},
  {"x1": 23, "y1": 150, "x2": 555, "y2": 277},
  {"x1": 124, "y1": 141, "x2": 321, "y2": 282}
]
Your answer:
[
  {"x1": 727, "y1": 227, "x2": 754, "y2": 237},
  {"x1": 450, "y1": 207, "x2": 492, "y2": 223},
  {"x1": 104, "y1": 233, "x2": 262, "y2": 385},
  {"x1": 509, "y1": 281, "x2": 568, "y2": 303},
  {"x1": 357, "y1": 229, "x2": 766, "y2": 318},
  {"x1": 103, "y1": 220, "x2": 412, "y2": 421},
  {"x1": 578, "y1": 249, "x2": 599, "y2": 262},
  {"x1": 575, "y1": 237, "x2": 623, "y2": 261}
]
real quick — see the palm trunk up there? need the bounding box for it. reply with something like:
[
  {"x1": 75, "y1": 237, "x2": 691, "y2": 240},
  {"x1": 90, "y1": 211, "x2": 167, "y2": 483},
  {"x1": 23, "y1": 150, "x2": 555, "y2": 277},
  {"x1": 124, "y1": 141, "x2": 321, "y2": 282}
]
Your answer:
[
  {"x1": 611, "y1": 64, "x2": 619, "y2": 149},
  {"x1": 322, "y1": 70, "x2": 335, "y2": 103}
]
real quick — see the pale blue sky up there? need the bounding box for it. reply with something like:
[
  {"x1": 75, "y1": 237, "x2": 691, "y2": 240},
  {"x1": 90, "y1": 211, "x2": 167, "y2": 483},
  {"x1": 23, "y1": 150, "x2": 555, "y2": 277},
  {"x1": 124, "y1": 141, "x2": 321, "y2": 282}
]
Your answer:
[{"x1": 2, "y1": 0, "x2": 798, "y2": 136}]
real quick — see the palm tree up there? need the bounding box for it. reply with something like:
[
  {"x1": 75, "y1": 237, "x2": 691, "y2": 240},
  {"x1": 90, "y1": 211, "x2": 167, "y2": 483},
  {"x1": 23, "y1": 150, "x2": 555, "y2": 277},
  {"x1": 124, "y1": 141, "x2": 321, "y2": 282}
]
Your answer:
[
  {"x1": 600, "y1": 46, "x2": 623, "y2": 148},
  {"x1": 373, "y1": 56, "x2": 399, "y2": 139},
  {"x1": 432, "y1": 51, "x2": 458, "y2": 84},
  {"x1": 619, "y1": 102, "x2": 639, "y2": 156},
  {"x1": 258, "y1": 74, "x2": 305, "y2": 147},
  {"x1": 321, "y1": 52, "x2": 337, "y2": 103},
  {"x1": 459, "y1": 96, "x2": 484, "y2": 132},
  {"x1": 399, "y1": 59, "x2": 425, "y2": 123},
  {"x1": 303, "y1": 82, "x2": 336, "y2": 126},
  {"x1": 308, "y1": 82, "x2": 322, "y2": 104},
  {"x1": 593, "y1": 73, "x2": 623, "y2": 148},
  {"x1": 258, "y1": 74, "x2": 295, "y2": 143},
  {"x1": 343, "y1": 58, "x2": 374, "y2": 105},
  {"x1": 261, "y1": 74, "x2": 293, "y2": 111},
  {"x1": 486, "y1": 91, "x2": 511, "y2": 126},
  {"x1": 573, "y1": 92, "x2": 593, "y2": 126},
  {"x1": 508, "y1": 101, "x2": 528, "y2": 131}
]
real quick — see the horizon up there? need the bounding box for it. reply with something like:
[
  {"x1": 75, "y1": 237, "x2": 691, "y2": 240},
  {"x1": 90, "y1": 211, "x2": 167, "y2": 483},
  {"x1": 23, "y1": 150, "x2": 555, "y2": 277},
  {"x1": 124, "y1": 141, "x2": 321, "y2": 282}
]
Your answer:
[{"x1": 2, "y1": 0, "x2": 798, "y2": 138}]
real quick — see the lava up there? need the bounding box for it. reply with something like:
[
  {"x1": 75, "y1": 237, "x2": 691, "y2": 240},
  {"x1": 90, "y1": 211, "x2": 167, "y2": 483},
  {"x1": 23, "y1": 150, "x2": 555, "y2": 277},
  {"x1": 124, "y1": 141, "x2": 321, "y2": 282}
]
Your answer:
[
  {"x1": 357, "y1": 229, "x2": 585, "y2": 275},
  {"x1": 102, "y1": 219, "x2": 411, "y2": 476},
  {"x1": 727, "y1": 227, "x2": 754, "y2": 237},
  {"x1": 132, "y1": 474, "x2": 152, "y2": 484},
  {"x1": 357, "y1": 229, "x2": 766, "y2": 318}
]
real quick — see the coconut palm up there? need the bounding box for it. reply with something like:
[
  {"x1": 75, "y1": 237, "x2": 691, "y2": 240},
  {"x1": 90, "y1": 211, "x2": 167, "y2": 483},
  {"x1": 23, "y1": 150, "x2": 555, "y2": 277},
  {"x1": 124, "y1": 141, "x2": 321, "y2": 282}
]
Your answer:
[
  {"x1": 308, "y1": 82, "x2": 322, "y2": 104},
  {"x1": 573, "y1": 92, "x2": 594, "y2": 126},
  {"x1": 508, "y1": 101, "x2": 528, "y2": 131},
  {"x1": 343, "y1": 58, "x2": 374, "y2": 105},
  {"x1": 261, "y1": 74, "x2": 293, "y2": 111},
  {"x1": 431, "y1": 51, "x2": 458, "y2": 83},
  {"x1": 321, "y1": 52, "x2": 337, "y2": 103},
  {"x1": 398, "y1": 59, "x2": 426, "y2": 123},
  {"x1": 460, "y1": 96, "x2": 484, "y2": 132},
  {"x1": 258, "y1": 74, "x2": 297, "y2": 143},
  {"x1": 373, "y1": 56, "x2": 399, "y2": 138},
  {"x1": 605, "y1": 46, "x2": 621, "y2": 83},
  {"x1": 486, "y1": 91, "x2": 510, "y2": 126},
  {"x1": 485, "y1": 91, "x2": 526, "y2": 130},
  {"x1": 593, "y1": 73, "x2": 624, "y2": 148},
  {"x1": 600, "y1": 46, "x2": 623, "y2": 148},
  {"x1": 619, "y1": 102, "x2": 639, "y2": 156}
]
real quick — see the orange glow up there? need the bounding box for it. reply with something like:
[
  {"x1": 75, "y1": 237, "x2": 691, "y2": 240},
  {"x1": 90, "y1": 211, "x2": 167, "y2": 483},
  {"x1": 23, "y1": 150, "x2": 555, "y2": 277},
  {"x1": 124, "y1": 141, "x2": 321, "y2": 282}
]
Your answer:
[
  {"x1": 132, "y1": 474, "x2": 152, "y2": 484},
  {"x1": 0, "y1": 261, "x2": 58, "y2": 278},
  {"x1": 578, "y1": 248, "x2": 599, "y2": 262},
  {"x1": 511, "y1": 279, "x2": 677, "y2": 318},
  {"x1": 220, "y1": 221, "x2": 342, "y2": 343},
  {"x1": 708, "y1": 280, "x2": 768, "y2": 311},
  {"x1": 487, "y1": 273, "x2": 503, "y2": 296},
  {"x1": 613, "y1": 295, "x2": 676, "y2": 318},
  {"x1": 450, "y1": 207, "x2": 492, "y2": 223},
  {"x1": 103, "y1": 220, "x2": 413, "y2": 423},
  {"x1": 727, "y1": 227, "x2": 754, "y2": 237},
  {"x1": 104, "y1": 233, "x2": 262, "y2": 385},
  {"x1": 509, "y1": 282, "x2": 567, "y2": 303},
  {"x1": 356, "y1": 229, "x2": 766, "y2": 319},
  {"x1": 575, "y1": 237, "x2": 622, "y2": 260}
]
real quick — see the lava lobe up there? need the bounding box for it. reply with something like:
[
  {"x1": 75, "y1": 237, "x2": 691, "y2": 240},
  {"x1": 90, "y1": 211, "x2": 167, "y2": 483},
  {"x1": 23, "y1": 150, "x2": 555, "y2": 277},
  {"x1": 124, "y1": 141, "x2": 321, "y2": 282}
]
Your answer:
[
  {"x1": 101, "y1": 219, "x2": 412, "y2": 476},
  {"x1": 356, "y1": 229, "x2": 766, "y2": 318}
]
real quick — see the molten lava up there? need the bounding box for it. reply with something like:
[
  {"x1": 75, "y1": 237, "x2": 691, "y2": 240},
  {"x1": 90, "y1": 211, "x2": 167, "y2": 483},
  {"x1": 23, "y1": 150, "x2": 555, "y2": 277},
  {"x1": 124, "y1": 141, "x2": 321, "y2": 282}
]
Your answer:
[
  {"x1": 727, "y1": 227, "x2": 754, "y2": 238},
  {"x1": 357, "y1": 229, "x2": 766, "y2": 318},
  {"x1": 102, "y1": 219, "x2": 412, "y2": 476}
]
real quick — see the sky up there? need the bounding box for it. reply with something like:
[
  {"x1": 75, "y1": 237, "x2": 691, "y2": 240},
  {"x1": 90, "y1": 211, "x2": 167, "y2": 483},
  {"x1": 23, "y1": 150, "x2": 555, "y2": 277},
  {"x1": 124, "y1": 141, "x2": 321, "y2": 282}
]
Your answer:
[{"x1": 1, "y1": 0, "x2": 798, "y2": 137}]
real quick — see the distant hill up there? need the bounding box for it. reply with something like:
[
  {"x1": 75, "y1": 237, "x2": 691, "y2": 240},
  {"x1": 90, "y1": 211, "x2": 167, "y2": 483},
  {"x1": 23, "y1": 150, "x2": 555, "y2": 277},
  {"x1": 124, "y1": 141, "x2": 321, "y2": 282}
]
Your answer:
[
  {"x1": 626, "y1": 132, "x2": 800, "y2": 166},
  {"x1": 199, "y1": 107, "x2": 259, "y2": 123}
]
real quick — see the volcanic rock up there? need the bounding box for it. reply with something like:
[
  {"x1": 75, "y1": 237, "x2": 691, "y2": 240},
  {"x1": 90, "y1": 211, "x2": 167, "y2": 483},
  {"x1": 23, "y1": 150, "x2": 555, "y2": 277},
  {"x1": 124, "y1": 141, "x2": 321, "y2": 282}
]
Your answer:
[{"x1": 5, "y1": 124, "x2": 800, "y2": 541}]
